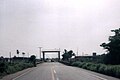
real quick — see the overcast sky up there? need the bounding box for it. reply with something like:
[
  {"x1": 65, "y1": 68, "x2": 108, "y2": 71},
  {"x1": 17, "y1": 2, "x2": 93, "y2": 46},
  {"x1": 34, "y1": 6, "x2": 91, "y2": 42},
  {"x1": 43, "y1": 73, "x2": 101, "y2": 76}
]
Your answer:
[{"x1": 0, "y1": 0, "x2": 120, "y2": 58}]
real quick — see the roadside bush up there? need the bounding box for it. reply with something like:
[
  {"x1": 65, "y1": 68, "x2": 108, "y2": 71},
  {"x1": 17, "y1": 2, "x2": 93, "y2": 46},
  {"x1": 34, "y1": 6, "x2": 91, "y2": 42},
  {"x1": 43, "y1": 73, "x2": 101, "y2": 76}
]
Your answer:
[
  {"x1": 87, "y1": 63, "x2": 97, "y2": 71},
  {"x1": 97, "y1": 64, "x2": 106, "y2": 74},
  {"x1": 59, "y1": 60, "x2": 71, "y2": 65},
  {"x1": 71, "y1": 61, "x2": 120, "y2": 78},
  {"x1": 71, "y1": 61, "x2": 81, "y2": 66},
  {"x1": 0, "y1": 62, "x2": 7, "y2": 73},
  {"x1": 115, "y1": 66, "x2": 120, "y2": 78},
  {"x1": 78, "y1": 62, "x2": 86, "y2": 68},
  {"x1": 0, "y1": 62, "x2": 34, "y2": 78},
  {"x1": 81, "y1": 63, "x2": 89, "y2": 69},
  {"x1": 7, "y1": 66, "x2": 16, "y2": 74}
]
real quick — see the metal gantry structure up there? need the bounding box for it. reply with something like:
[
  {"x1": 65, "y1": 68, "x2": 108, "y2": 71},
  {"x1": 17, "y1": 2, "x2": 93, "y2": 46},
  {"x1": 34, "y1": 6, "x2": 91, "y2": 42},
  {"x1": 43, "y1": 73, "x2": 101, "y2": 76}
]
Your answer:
[{"x1": 42, "y1": 50, "x2": 61, "y2": 61}]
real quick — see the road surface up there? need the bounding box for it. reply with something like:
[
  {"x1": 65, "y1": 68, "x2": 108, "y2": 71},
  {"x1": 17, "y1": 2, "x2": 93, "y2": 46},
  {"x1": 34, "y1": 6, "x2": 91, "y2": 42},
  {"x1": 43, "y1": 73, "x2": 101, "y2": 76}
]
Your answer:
[{"x1": 12, "y1": 62, "x2": 120, "y2": 80}]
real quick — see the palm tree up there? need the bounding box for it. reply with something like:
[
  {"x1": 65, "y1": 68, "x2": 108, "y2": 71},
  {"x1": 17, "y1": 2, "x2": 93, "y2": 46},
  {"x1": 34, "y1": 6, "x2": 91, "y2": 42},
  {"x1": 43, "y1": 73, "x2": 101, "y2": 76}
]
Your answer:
[
  {"x1": 16, "y1": 50, "x2": 19, "y2": 57},
  {"x1": 22, "y1": 52, "x2": 25, "y2": 58}
]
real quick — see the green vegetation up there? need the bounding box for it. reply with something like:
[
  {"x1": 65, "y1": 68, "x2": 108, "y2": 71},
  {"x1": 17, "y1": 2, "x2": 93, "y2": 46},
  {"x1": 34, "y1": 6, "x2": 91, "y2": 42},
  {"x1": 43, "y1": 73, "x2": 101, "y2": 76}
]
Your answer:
[
  {"x1": 0, "y1": 62, "x2": 34, "y2": 78},
  {"x1": 71, "y1": 61, "x2": 120, "y2": 78},
  {"x1": 101, "y1": 28, "x2": 120, "y2": 64},
  {"x1": 0, "y1": 55, "x2": 37, "y2": 78},
  {"x1": 6, "y1": 62, "x2": 33, "y2": 74},
  {"x1": 62, "y1": 49, "x2": 75, "y2": 61},
  {"x1": 60, "y1": 28, "x2": 120, "y2": 78},
  {"x1": 29, "y1": 55, "x2": 36, "y2": 67}
]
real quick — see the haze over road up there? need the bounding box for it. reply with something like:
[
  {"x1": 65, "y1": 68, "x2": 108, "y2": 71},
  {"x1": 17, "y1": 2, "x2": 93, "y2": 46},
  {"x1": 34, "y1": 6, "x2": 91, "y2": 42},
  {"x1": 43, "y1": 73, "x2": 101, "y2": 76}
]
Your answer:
[{"x1": 13, "y1": 62, "x2": 119, "y2": 80}]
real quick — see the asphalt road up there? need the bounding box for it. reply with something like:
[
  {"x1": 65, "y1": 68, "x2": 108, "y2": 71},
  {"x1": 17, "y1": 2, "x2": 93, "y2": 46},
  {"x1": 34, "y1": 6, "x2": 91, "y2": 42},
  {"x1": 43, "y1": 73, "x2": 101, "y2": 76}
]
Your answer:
[{"x1": 13, "y1": 62, "x2": 120, "y2": 80}]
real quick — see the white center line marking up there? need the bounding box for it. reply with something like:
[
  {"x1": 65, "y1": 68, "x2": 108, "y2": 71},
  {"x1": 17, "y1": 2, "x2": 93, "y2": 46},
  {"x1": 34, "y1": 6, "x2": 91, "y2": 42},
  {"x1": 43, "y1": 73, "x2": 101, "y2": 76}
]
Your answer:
[
  {"x1": 51, "y1": 67, "x2": 55, "y2": 80},
  {"x1": 54, "y1": 70, "x2": 56, "y2": 74},
  {"x1": 57, "y1": 77, "x2": 59, "y2": 80}
]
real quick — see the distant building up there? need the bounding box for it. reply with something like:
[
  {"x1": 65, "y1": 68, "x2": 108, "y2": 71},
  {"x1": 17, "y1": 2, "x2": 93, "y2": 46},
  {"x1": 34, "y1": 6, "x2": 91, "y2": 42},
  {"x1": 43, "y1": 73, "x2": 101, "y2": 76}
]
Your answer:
[
  {"x1": 74, "y1": 53, "x2": 97, "y2": 62},
  {"x1": 93, "y1": 52, "x2": 96, "y2": 56},
  {"x1": 12, "y1": 57, "x2": 29, "y2": 61},
  {"x1": 0, "y1": 56, "x2": 30, "y2": 63}
]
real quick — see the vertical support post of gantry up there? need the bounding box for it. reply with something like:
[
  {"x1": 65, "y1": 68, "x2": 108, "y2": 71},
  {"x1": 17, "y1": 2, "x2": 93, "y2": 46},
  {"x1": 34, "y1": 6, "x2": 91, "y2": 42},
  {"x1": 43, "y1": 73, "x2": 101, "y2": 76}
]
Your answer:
[
  {"x1": 58, "y1": 51, "x2": 60, "y2": 61},
  {"x1": 43, "y1": 52, "x2": 45, "y2": 61}
]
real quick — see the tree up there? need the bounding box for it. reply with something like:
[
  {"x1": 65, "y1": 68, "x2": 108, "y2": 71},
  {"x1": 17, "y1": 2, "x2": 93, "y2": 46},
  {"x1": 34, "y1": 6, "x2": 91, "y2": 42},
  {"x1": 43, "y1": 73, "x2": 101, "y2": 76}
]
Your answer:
[
  {"x1": 62, "y1": 49, "x2": 75, "y2": 61},
  {"x1": 16, "y1": 50, "x2": 19, "y2": 57},
  {"x1": 100, "y1": 28, "x2": 120, "y2": 64},
  {"x1": 29, "y1": 55, "x2": 36, "y2": 67}
]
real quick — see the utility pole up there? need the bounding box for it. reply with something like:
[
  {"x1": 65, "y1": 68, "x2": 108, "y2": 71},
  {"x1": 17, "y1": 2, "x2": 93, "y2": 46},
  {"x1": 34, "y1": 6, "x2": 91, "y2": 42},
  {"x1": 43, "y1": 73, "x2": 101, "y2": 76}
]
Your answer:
[
  {"x1": 38, "y1": 47, "x2": 42, "y2": 61},
  {"x1": 82, "y1": 52, "x2": 84, "y2": 56},
  {"x1": 9, "y1": 52, "x2": 11, "y2": 63},
  {"x1": 27, "y1": 52, "x2": 29, "y2": 58},
  {"x1": 77, "y1": 48, "x2": 78, "y2": 56}
]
